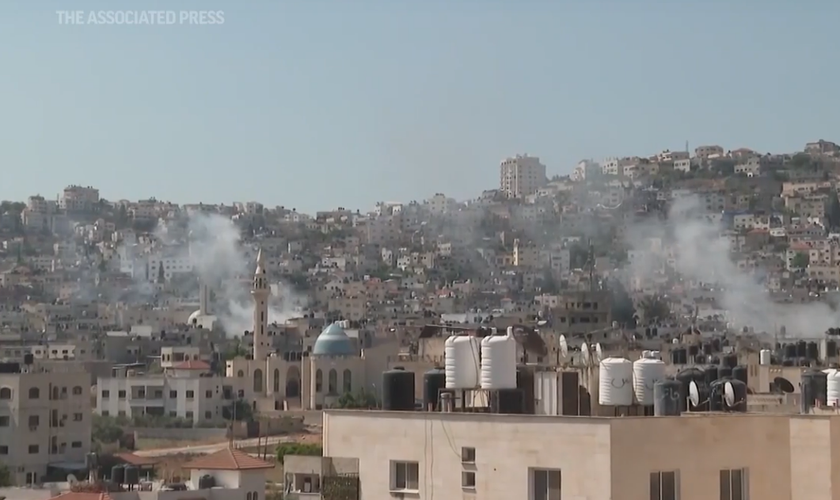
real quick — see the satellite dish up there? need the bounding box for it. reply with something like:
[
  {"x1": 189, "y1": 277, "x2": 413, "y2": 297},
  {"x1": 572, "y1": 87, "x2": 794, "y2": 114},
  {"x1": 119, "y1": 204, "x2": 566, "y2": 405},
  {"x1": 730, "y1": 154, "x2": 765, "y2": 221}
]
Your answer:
[
  {"x1": 537, "y1": 320, "x2": 548, "y2": 327},
  {"x1": 773, "y1": 376, "x2": 795, "y2": 394},
  {"x1": 724, "y1": 381, "x2": 736, "y2": 407},
  {"x1": 688, "y1": 380, "x2": 700, "y2": 407},
  {"x1": 581, "y1": 342, "x2": 591, "y2": 366},
  {"x1": 67, "y1": 474, "x2": 78, "y2": 484},
  {"x1": 558, "y1": 335, "x2": 568, "y2": 358},
  {"x1": 594, "y1": 343, "x2": 604, "y2": 363}
]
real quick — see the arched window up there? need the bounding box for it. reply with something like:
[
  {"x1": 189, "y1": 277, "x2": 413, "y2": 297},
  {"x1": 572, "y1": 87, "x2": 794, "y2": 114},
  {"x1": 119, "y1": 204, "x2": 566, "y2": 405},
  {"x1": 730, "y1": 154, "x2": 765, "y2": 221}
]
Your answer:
[
  {"x1": 52, "y1": 387, "x2": 59, "y2": 400},
  {"x1": 246, "y1": 493, "x2": 253, "y2": 500},
  {"x1": 0, "y1": 387, "x2": 11, "y2": 399},
  {"x1": 72, "y1": 386, "x2": 83, "y2": 395},
  {"x1": 253, "y1": 369, "x2": 263, "y2": 393},
  {"x1": 328, "y1": 369, "x2": 338, "y2": 394},
  {"x1": 237, "y1": 370, "x2": 244, "y2": 378},
  {"x1": 343, "y1": 369, "x2": 352, "y2": 393},
  {"x1": 273, "y1": 369, "x2": 280, "y2": 393},
  {"x1": 315, "y1": 369, "x2": 323, "y2": 393},
  {"x1": 28, "y1": 387, "x2": 40, "y2": 399},
  {"x1": 252, "y1": 492, "x2": 259, "y2": 500}
]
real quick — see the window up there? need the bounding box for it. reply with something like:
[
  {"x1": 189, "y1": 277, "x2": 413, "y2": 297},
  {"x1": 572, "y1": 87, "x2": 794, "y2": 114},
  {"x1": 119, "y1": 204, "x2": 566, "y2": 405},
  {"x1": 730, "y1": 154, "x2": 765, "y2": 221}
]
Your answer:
[
  {"x1": 343, "y1": 369, "x2": 352, "y2": 393},
  {"x1": 101, "y1": 390, "x2": 110, "y2": 398},
  {"x1": 186, "y1": 390, "x2": 195, "y2": 399},
  {"x1": 461, "y1": 447, "x2": 476, "y2": 463},
  {"x1": 118, "y1": 390, "x2": 126, "y2": 399},
  {"x1": 315, "y1": 369, "x2": 323, "y2": 393},
  {"x1": 530, "y1": 468, "x2": 561, "y2": 500},
  {"x1": 390, "y1": 461, "x2": 419, "y2": 492},
  {"x1": 205, "y1": 390, "x2": 213, "y2": 398},
  {"x1": 28, "y1": 387, "x2": 40, "y2": 399},
  {"x1": 71, "y1": 441, "x2": 83, "y2": 448},
  {"x1": 0, "y1": 416, "x2": 8, "y2": 426},
  {"x1": 205, "y1": 411, "x2": 212, "y2": 419},
  {"x1": 101, "y1": 411, "x2": 109, "y2": 416},
  {"x1": 253, "y1": 369, "x2": 263, "y2": 393},
  {"x1": 28, "y1": 415, "x2": 39, "y2": 427},
  {"x1": 0, "y1": 387, "x2": 11, "y2": 399},
  {"x1": 72, "y1": 386, "x2": 83, "y2": 395},
  {"x1": 720, "y1": 468, "x2": 748, "y2": 500},
  {"x1": 28, "y1": 444, "x2": 39, "y2": 454},
  {"x1": 169, "y1": 390, "x2": 177, "y2": 398},
  {"x1": 650, "y1": 471, "x2": 679, "y2": 500},
  {"x1": 462, "y1": 471, "x2": 476, "y2": 490},
  {"x1": 0, "y1": 446, "x2": 7, "y2": 454},
  {"x1": 74, "y1": 413, "x2": 83, "y2": 421},
  {"x1": 328, "y1": 369, "x2": 337, "y2": 394},
  {"x1": 186, "y1": 411, "x2": 194, "y2": 419}
]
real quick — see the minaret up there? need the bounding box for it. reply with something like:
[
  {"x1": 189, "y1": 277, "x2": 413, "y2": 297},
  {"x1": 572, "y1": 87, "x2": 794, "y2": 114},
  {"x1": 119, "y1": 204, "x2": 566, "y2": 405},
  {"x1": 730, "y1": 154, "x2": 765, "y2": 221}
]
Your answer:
[
  {"x1": 251, "y1": 248, "x2": 270, "y2": 362},
  {"x1": 198, "y1": 280, "x2": 210, "y2": 316}
]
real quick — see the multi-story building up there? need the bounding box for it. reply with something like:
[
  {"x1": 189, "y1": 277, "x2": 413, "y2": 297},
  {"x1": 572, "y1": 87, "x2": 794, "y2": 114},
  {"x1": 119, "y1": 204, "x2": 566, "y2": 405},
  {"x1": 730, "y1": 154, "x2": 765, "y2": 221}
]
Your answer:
[
  {"x1": 96, "y1": 362, "x2": 229, "y2": 425},
  {"x1": 500, "y1": 155, "x2": 547, "y2": 199},
  {"x1": 694, "y1": 144, "x2": 724, "y2": 160},
  {"x1": 0, "y1": 363, "x2": 91, "y2": 486},
  {"x1": 59, "y1": 185, "x2": 99, "y2": 212},
  {"x1": 305, "y1": 410, "x2": 840, "y2": 500}
]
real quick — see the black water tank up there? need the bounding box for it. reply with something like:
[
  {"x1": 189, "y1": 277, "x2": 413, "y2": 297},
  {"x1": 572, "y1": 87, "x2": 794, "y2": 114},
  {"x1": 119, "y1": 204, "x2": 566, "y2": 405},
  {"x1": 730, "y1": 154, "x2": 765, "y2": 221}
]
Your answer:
[
  {"x1": 517, "y1": 366, "x2": 536, "y2": 415},
  {"x1": 676, "y1": 368, "x2": 705, "y2": 411},
  {"x1": 732, "y1": 366, "x2": 748, "y2": 387},
  {"x1": 23, "y1": 353, "x2": 34, "y2": 365},
  {"x1": 796, "y1": 340, "x2": 807, "y2": 358},
  {"x1": 807, "y1": 342, "x2": 819, "y2": 361},
  {"x1": 711, "y1": 338, "x2": 721, "y2": 352},
  {"x1": 721, "y1": 354, "x2": 737, "y2": 369},
  {"x1": 382, "y1": 368, "x2": 415, "y2": 411},
  {"x1": 199, "y1": 474, "x2": 216, "y2": 489},
  {"x1": 422, "y1": 368, "x2": 446, "y2": 410},
  {"x1": 702, "y1": 343, "x2": 712, "y2": 356},
  {"x1": 0, "y1": 363, "x2": 21, "y2": 374},
  {"x1": 111, "y1": 465, "x2": 125, "y2": 484},
  {"x1": 124, "y1": 466, "x2": 139, "y2": 485},
  {"x1": 784, "y1": 344, "x2": 797, "y2": 359},
  {"x1": 801, "y1": 370, "x2": 828, "y2": 410},
  {"x1": 653, "y1": 379, "x2": 682, "y2": 416},
  {"x1": 85, "y1": 453, "x2": 98, "y2": 469},
  {"x1": 827, "y1": 340, "x2": 838, "y2": 358},
  {"x1": 670, "y1": 348, "x2": 687, "y2": 365},
  {"x1": 723, "y1": 379, "x2": 747, "y2": 412},
  {"x1": 493, "y1": 388, "x2": 524, "y2": 414},
  {"x1": 718, "y1": 366, "x2": 733, "y2": 379},
  {"x1": 688, "y1": 344, "x2": 699, "y2": 356},
  {"x1": 709, "y1": 379, "x2": 726, "y2": 412},
  {"x1": 703, "y1": 365, "x2": 719, "y2": 386}
]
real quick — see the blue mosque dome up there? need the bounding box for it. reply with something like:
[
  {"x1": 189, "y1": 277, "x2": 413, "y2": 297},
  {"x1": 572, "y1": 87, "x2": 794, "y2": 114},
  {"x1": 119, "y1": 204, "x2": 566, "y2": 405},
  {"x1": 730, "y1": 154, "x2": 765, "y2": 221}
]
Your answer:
[{"x1": 312, "y1": 322, "x2": 355, "y2": 356}]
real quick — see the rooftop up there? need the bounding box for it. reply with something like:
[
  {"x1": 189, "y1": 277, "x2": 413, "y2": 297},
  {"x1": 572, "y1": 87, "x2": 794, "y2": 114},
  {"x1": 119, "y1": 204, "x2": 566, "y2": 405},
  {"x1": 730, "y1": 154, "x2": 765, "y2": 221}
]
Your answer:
[{"x1": 182, "y1": 446, "x2": 273, "y2": 471}]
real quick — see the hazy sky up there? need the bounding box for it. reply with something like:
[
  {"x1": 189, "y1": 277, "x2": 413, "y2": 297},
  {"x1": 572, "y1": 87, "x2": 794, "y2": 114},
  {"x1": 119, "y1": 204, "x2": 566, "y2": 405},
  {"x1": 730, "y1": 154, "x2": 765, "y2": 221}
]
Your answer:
[{"x1": 1, "y1": 2, "x2": 837, "y2": 213}]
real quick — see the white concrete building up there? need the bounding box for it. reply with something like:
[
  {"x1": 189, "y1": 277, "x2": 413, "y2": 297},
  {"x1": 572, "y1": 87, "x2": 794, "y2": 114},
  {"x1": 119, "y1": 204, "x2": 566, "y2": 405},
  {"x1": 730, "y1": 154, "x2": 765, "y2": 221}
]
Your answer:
[
  {"x1": 500, "y1": 155, "x2": 547, "y2": 198},
  {"x1": 96, "y1": 362, "x2": 228, "y2": 425},
  {"x1": 60, "y1": 185, "x2": 99, "y2": 212},
  {"x1": 0, "y1": 364, "x2": 92, "y2": 486}
]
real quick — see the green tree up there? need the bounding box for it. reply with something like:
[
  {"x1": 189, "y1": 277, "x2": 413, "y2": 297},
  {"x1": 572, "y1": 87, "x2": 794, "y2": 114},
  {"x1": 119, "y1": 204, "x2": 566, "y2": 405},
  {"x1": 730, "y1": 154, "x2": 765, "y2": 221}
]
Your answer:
[
  {"x1": 608, "y1": 279, "x2": 636, "y2": 327},
  {"x1": 222, "y1": 399, "x2": 253, "y2": 421},
  {"x1": 335, "y1": 388, "x2": 378, "y2": 409},
  {"x1": 0, "y1": 463, "x2": 11, "y2": 486},
  {"x1": 638, "y1": 295, "x2": 671, "y2": 325},
  {"x1": 792, "y1": 252, "x2": 810, "y2": 269},
  {"x1": 276, "y1": 443, "x2": 322, "y2": 464},
  {"x1": 710, "y1": 159, "x2": 736, "y2": 176}
]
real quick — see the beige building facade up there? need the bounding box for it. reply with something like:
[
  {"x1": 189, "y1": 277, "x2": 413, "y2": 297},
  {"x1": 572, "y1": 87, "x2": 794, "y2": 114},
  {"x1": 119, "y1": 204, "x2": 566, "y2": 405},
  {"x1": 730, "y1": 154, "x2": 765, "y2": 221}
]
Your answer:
[{"x1": 319, "y1": 409, "x2": 840, "y2": 500}]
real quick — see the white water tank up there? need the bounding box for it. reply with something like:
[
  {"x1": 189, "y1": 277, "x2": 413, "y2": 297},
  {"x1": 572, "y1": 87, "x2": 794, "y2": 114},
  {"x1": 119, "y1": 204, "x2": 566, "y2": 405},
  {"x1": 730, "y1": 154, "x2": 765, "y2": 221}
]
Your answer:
[
  {"x1": 759, "y1": 349, "x2": 771, "y2": 366},
  {"x1": 598, "y1": 357, "x2": 633, "y2": 406},
  {"x1": 480, "y1": 327, "x2": 517, "y2": 390},
  {"x1": 445, "y1": 335, "x2": 480, "y2": 389},
  {"x1": 632, "y1": 358, "x2": 666, "y2": 405},
  {"x1": 828, "y1": 370, "x2": 840, "y2": 407}
]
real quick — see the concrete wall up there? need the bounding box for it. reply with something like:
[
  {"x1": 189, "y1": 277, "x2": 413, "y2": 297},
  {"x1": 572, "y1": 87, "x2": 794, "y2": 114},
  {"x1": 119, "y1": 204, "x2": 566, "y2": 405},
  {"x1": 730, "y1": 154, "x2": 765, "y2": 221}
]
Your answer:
[{"x1": 132, "y1": 427, "x2": 227, "y2": 442}]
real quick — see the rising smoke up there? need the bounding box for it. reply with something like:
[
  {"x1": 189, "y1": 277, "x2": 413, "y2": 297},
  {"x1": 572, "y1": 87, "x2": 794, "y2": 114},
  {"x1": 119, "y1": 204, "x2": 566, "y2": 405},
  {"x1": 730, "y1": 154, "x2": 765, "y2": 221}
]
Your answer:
[
  {"x1": 156, "y1": 212, "x2": 304, "y2": 335},
  {"x1": 622, "y1": 195, "x2": 839, "y2": 337}
]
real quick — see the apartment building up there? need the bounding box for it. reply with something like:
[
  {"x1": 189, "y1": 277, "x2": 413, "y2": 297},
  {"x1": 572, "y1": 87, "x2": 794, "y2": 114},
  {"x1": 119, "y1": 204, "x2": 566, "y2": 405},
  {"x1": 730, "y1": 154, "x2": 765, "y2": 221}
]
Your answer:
[
  {"x1": 0, "y1": 363, "x2": 91, "y2": 486},
  {"x1": 313, "y1": 410, "x2": 840, "y2": 500},
  {"x1": 694, "y1": 144, "x2": 724, "y2": 160},
  {"x1": 96, "y1": 362, "x2": 229, "y2": 425},
  {"x1": 60, "y1": 185, "x2": 99, "y2": 212},
  {"x1": 500, "y1": 155, "x2": 547, "y2": 198}
]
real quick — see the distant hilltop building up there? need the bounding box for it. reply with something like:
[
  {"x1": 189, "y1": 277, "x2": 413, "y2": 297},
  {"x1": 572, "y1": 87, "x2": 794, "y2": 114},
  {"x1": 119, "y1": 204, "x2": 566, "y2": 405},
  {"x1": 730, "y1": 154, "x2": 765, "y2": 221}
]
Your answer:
[{"x1": 500, "y1": 154, "x2": 547, "y2": 198}]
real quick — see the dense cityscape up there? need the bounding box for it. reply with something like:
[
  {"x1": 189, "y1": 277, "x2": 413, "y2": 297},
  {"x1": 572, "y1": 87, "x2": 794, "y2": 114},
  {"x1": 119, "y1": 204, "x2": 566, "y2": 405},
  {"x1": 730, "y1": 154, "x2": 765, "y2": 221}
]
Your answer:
[{"x1": 2, "y1": 138, "x2": 840, "y2": 499}]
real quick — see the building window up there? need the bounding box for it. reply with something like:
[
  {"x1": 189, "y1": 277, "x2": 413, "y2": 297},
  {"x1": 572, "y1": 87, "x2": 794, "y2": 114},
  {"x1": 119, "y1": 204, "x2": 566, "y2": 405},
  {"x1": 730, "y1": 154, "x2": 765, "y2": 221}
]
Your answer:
[
  {"x1": 186, "y1": 411, "x2": 194, "y2": 419},
  {"x1": 205, "y1": 411, "x2": 212, "y2": 419},
  {"x1": 28, "y1": 415, "x2": 39, "y2": 427},
  {"x1": 72, "y1": 386, "x2": 83, "y2": 395},
  {"x1": 530, "y1": 468, "x2": 561, "y2": 500},
  {"x1": 461, "y1": 447, "x2": 476, "y2": 464},
  {"x1": 254, "y1": 369, "x2": 263, "y2": 393},
  {"x1": 169, "y1": 390, "x2": 177, "y2": 398},
  {"x1": 186, "y1": 390, "x2": 195, "y2": 399},
  {"x1": 101, "y1": 390, "x2": 110, "y2": 398},
  {"x1": 273, "y1": 369, "x2": 280, "y2": 393},
  {"x1": 205, "y1": 390, "x2": 213, "y2": 398},
  {"x1": 118, "y1": 390, "x2": 126, "y2": 399},
  {"x1": 720, "y1": 468, "x2": 748, "y2": 500},
  {"x1": 343, "y1": 369, "x2": 352, "y2": 393},
  {"x1": 328, "y1": 369, "x2": 337, "y2": 394},
  {"x1": 390, "y1": 461, "x2": 419, "y2": 492},
  {"x1": 315, "y1": 369, "x2": 323, "y2": 393},
  {"x1": 74, "y1": 413, "x2": 83, "y2": 422},
  {"x1": 71, "y1": 441, "x2": 82, "y2": 448},
  {"x1": 462, "y1": 471, "x2": 476, "y2": 490},
  {"x1": 28, "y1": 445, "x2": 39, "y2": 454},
  {"x1": 0, "y1": 416, "x2": 8, "y2": 427},
  {"x1": 0, "y1": 387, "x2": 11, "y2": 399},
  {"x1": 28, "y1": 387, "x2": 40, "y2": 399},
  {"x1": 0, "y1": 446, "x2": 7, "y2": 454},
  {"x1": 650, "y1": 471, "x2": 679, "y2": 500}
]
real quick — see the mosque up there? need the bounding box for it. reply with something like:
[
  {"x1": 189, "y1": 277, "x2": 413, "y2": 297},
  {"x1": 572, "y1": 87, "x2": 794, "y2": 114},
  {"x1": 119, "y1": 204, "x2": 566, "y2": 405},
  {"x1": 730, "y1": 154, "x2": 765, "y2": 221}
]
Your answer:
[
  {"x1": 188, "y1": 279, "x2": 218, "y2": 330},
  {"x1": 225, "y1": 249, "x2": 366, "y2": 411}
]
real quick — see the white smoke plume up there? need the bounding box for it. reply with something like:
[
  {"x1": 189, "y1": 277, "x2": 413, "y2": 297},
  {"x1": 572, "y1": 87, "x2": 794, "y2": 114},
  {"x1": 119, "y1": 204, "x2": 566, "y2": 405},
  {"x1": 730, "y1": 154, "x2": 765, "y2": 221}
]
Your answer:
[
  {"x1": 622, "y1": 195, "x2": 838, "y2": 337},
  {"x1": 175, "y1": 212, "x2": 304, "y2": 335}
]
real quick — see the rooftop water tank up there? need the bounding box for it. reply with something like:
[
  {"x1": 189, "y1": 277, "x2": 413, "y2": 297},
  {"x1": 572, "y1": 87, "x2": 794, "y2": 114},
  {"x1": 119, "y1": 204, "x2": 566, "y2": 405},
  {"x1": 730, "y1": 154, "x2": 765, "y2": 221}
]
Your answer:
[
  {"x1": 598, "y1": 357, "x2": 633, "y2": 406},
  {"x1": 111, "y1": 465, "x2": 125, "y2": 484},
  {"x1": 633, "y1": 358, "x2": 666, "y2": 406},
  {"x1": 759, "y1": 349, "x2": 771, "y2": 366},
  {"x1": 827, "y1": 370, "x2": 840, "y2": 408},
  {"x1": 423, "y1": 368, "x2": 446, "y2": 410},
  {"x1": 382, "y1": 368, "x2": 415, "y2": 411},
  {"x1": 653, "y1": 379, "x2": 682, "y2": 416},
  {"x1": 445, "y1": 335, "x2": 480, "y2": 389},
  {"x1": 480, "y1": 327, "x2": 517, "y2": 390}
]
